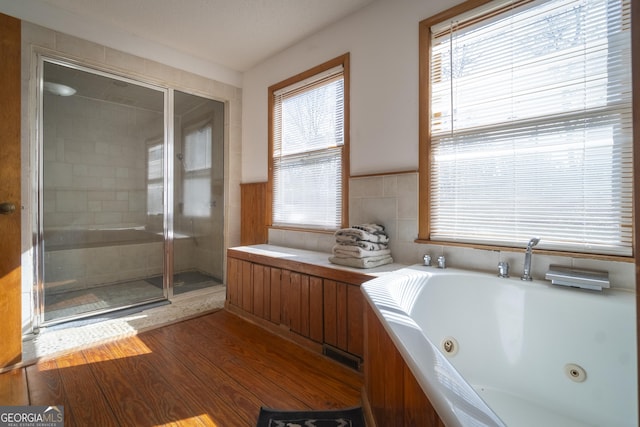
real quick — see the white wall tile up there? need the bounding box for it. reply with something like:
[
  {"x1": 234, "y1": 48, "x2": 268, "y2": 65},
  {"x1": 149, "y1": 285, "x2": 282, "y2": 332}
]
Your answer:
[{"x1": 271, "y1": 171, "x2": 633, "y2": 291}]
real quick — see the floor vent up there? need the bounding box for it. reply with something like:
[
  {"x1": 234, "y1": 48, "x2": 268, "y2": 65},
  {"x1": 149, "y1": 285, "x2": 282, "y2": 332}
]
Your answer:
[{"x1": 323, "y1": 345, "x2": 361, "y2": 370}]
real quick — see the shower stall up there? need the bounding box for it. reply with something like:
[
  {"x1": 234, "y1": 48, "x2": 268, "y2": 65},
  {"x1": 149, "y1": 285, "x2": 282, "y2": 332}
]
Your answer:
[{"x1": 38, "y1": 57, "x2": 225, "y2": 325}]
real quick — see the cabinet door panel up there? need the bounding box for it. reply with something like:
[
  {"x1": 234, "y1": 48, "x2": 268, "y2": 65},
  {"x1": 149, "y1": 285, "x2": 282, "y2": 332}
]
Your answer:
[
  {"x1": 269, "y1": 268, "x2": 281, "y2": 324},
  {"x1": 323, "y1": 280, "x2": 338, "y2": 347},
  {"x1": 347, "y1": 284, "x2": 364, "y2": 356},
  {"x1": 309, "y1": 276, "x2": 323, "y2": 343},
  {"x1": 227, "y1": 257, "x2": 241, "y2": 306},
  {"x1": 299, "y1": 274, "x2": 310, "y2": 336},
  {"x1": 280, "y1": 270, "x2": 292, "y2": 327},
  {"x1": 241, "y1": 260, "x2": 253, "y2": 312},
  {"x1": 252, "y1": 264, "x2": 265, "y2": 318},
  {"x1": 336, "y1": 282, "x2": 348, "y2": 350},
  {"x1": 323, "y1": 279, "x2": 364, "y2": 357},
  {"x1": 288, "y1": 272, "x2": 301, "y2": 333}
]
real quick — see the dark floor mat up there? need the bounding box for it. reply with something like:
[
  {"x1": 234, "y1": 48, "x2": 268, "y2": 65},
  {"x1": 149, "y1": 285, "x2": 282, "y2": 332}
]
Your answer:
[{"x1": 256, "y1": 407, "x2": 365, "y2": 427}]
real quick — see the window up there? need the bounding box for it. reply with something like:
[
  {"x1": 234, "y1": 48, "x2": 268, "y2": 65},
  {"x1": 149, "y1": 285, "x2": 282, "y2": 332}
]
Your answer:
[
  {"x1": 147, "y1": 140, "x2": 164, "y2": 215},
  {"x1": 419, "y1": 0, "x2": 633, "y2": 256},
  {"x1": 269, "y1": 54, "x2": 349, "y2": 230},
  {"x1": 182, "y1": 119, "x2": 212, "y2": 218}
]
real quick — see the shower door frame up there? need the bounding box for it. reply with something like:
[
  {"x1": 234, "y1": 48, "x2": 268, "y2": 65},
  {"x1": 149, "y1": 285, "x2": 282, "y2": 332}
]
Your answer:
[{"x1": 33, "y1": 53, "x2": 176, "y2": 330}]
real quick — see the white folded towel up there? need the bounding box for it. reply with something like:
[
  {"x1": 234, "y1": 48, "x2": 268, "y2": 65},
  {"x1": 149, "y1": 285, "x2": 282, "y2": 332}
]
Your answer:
[
  {"x1": 329, "y1": 255, "x2": 393, "y2": 269},
  {"x1": 332, "y1": 244, "x2": 391, "y2": 259},
  {"x1": 336, "y1": 240, "x2": 388, "y2": 251}
]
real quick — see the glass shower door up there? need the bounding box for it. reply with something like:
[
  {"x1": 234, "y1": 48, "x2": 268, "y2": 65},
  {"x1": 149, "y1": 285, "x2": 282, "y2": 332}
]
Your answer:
[
  {"x1": 172, "y1": 91, "x2": 225, "y2": 294},
  {"x1": 40, "y1": 59, "x2": 167, "y2": 323}
]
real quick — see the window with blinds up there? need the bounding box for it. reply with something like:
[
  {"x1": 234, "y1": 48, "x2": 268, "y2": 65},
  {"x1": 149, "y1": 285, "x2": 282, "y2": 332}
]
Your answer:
[
  {"x1": 182, "y1": 120, "x2": 212, "y2": 218},
  {"x1": 270, "y1": 55, "x2": 348, "y2": 230},
  {"x1": 423, "y1": 0, "x2": 632, "y2": 255}
]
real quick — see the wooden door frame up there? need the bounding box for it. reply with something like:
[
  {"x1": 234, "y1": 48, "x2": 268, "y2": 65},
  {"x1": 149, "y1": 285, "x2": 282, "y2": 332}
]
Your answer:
[{"x1": 0, "y1": 12, "x2": 22, "y2": 369}]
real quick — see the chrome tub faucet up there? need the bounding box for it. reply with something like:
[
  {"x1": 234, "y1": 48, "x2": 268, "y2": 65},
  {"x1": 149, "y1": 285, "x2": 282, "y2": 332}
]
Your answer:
[
  {"x1": 498, "y1": 261, "x2": 510, "y2": 278},
  {"x1": 521, "y1": 237, "x2": 540, "y2": 281},
  {"x1": 423, "y1": 254, "x2": 432, "y2": 266}
]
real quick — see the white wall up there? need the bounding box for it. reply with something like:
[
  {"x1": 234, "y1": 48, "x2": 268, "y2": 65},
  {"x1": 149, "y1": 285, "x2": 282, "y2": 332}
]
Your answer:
[{"x1": 242, "y1": 0, "x2": 453, "y2": 182}]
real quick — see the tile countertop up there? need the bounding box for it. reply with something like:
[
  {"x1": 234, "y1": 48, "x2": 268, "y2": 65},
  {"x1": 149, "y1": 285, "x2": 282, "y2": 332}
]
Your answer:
[{"x1": 228, "y1": 244, "x2": 408, "y2": 279}]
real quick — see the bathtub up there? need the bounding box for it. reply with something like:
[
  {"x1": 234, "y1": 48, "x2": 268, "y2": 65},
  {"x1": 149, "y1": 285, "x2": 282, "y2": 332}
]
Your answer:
[{"x1": 361, "y1": 265, "x2": 637, "y2": 427}]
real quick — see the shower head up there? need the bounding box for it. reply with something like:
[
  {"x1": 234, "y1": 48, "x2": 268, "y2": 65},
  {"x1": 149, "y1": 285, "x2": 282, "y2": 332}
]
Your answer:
[{"x1": 177, "y1": 153, "x2": 184, "y2": 161}]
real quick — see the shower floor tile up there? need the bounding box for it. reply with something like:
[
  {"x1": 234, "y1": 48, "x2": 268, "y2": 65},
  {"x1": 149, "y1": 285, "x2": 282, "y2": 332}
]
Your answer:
[
  {"x1": 44, "y1": 271, "x2": 222, "y2": 323},
  {"x1": 145, "y1": 270, "x2": 221, "y2": 295}
]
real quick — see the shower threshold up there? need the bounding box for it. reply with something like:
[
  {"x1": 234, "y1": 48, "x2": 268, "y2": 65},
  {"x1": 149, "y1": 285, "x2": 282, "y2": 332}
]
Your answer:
[{"x1": 43, "y1": 271, "x2": 221, "y2": 325}]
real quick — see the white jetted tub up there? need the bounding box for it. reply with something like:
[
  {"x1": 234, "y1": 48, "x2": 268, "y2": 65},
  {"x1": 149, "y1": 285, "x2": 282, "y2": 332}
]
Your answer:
[{"x1": 362, "y1": 265, "x2": 637, "y2": 427}]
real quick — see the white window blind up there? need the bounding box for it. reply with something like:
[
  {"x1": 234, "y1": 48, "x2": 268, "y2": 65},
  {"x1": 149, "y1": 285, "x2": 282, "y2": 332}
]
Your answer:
[
  {"x1": 429, "y1": 0, "x2": 632, "y2": 255},
  {"x1": 272, "y1": 65, "x2": 344, "y2": 230}
]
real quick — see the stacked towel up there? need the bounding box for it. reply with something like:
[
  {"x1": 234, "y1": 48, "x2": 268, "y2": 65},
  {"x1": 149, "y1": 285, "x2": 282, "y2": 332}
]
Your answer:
[{"x1": 329, "y1": 223, "x2": 393, "y2": 269}]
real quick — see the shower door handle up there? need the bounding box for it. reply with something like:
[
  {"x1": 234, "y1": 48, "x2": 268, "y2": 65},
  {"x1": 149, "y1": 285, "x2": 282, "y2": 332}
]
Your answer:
[{"x1": 0, "y1": 202, "x2": 16, "y2": 215}]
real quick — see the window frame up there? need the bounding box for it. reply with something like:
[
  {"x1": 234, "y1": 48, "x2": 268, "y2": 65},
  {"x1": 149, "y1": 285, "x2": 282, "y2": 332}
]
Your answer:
[
  {"x1": 417, "y1": 0, "x2": 638, "y2": 261},
  {"x1": 267, "y1": 53, "x2": 350, "y2": 232}
]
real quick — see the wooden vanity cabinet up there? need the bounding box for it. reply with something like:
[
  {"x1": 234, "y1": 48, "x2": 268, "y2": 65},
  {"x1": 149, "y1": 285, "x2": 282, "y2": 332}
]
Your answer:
[
  {"x1": 226, "y1": 247, "x2": 376, "y2": 361},
  {"x1": 281, "y1": 272, "x2": 323, "y2": 342},
  {"x1": 323, "y1": 279, "x2": 364, "y2": 357}
]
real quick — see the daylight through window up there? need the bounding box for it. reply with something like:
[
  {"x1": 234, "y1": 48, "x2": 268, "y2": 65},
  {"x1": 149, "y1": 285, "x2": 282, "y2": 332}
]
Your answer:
[
  {"x1": 270, "y1": 55, "x2": 349, "y2": 230},
  {"x1": 422, "y1": 0, "x2": 632, "y2": 255}
]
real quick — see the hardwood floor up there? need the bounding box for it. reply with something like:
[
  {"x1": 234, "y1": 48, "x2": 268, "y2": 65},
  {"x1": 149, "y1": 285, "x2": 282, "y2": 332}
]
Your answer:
[{"x1": 0, "y1": 310, "x2": 363, "y2": 426}]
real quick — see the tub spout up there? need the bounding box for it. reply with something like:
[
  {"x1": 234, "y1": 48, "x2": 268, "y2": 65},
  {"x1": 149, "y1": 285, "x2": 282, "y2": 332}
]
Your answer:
[
  {"x1": 498, "y1": 261, "x2": 509, "y2": 278},
  {"x1": 521, "y1": 237, "x2": 540, "y2": 281}
]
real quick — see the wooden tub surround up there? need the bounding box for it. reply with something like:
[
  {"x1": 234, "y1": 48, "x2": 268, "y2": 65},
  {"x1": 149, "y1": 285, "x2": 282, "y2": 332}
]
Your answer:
[
  {"x1": 225, "y1": 244, "x2": 404, "y2": 369},
  {"x1": 363, "y1": 303, "x2": 446, "y2": 427}
]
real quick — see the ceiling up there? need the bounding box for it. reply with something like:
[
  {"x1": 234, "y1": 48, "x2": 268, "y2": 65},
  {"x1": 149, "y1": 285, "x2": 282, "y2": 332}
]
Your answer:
[{"x1": 33, "y1": 0, "x2": 376, "y2": 73}]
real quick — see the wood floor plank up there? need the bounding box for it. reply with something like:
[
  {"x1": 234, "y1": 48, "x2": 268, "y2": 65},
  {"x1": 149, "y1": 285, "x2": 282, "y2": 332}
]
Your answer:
[
  {"x1": 211, "y1": 311, "x2": 363, "y2": 390},
  {"x1": 198, "y1": 312, "x2": 362, "y2": 408},
  {"x1": 148, "y1": 317, "x2": 310, "y2": 411},
  {"x1": 25, "y1": 359, "x2": 63, "y2": 404},
  {"x1": 100, "y1": 337, "x2": 214, "y2": 426},
  {"x1": 82, "y1": 341, "x2": 171, "y2": 426},
  {"x1": 54, "y1": 351, "x2": 118, "y2": 427},
  {"x1": 14, "y1": 310, "x2": 362, "y2": 427},
  {"x1": 0, "y1": 367, "x2": 28, "y2": 405},
  {"x1": 25, "y1": 359, "x2": 77, "y2": 427},
  {"x1": 140, "y1": 330, "x2": 262, "y2": 426}
]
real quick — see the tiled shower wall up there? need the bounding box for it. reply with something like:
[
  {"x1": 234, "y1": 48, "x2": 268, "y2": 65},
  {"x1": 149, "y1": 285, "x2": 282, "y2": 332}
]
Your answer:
[
  {"x1": 43, "y1": 93, "x2": 160, "y2": 229},
  {"x1": 268, "y1": 171, "x2": 635, "y2": 291}
]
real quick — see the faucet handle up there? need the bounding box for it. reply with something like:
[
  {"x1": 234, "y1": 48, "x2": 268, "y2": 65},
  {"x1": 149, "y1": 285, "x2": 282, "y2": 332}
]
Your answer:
[
  {"x1": 423, "y1": 254, "x2": 432, "y2": 266},
  {"x1": 437, "y1": 255, "x2": 446, "y2": 269}
]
